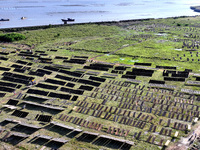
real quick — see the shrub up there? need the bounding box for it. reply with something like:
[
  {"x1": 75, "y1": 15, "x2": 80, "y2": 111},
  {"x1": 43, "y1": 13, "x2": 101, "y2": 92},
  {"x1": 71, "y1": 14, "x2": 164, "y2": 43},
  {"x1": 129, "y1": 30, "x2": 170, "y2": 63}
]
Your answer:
[{"x1": 0, "y1": 33, "x2": 26, "y2": 42}]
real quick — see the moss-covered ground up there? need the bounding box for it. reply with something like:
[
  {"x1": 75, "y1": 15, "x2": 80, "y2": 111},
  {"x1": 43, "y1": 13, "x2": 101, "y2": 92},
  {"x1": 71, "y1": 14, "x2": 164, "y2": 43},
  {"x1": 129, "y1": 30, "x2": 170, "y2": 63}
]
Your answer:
[{"x1": 0, "y1": 16, "x2": 200, "y2": 150}]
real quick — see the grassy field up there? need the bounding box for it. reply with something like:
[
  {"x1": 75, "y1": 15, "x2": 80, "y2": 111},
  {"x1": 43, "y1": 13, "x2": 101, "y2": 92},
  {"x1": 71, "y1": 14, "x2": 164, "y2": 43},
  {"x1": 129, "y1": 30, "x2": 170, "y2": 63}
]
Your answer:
[{"x1": 0, "y1": 16, "x2": 200, "y2": 150}]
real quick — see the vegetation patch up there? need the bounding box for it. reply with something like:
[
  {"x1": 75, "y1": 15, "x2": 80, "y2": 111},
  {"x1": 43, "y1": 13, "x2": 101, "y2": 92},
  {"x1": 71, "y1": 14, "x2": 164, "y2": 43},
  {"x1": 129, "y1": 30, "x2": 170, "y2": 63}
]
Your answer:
[{"x1": 0, "y1": 33, "x2": 26, "y2": 42}]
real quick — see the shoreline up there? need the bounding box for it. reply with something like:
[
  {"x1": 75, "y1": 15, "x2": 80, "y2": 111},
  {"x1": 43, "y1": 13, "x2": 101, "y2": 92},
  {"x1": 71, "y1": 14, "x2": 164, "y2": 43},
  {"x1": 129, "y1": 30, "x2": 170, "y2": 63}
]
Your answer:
[{"x1": 0, "y1": 15, "x2": 199, "y2": 32}]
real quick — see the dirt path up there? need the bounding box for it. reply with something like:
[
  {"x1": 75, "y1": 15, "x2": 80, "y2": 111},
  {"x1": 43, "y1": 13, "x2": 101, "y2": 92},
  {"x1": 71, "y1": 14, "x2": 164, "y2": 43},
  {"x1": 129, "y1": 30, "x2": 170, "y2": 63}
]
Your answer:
[
  {"x1": 167, "y1": 122, "x2": 200, "y2": 150},
  {"x1": 91, "y1": 41, "x2": 141, "y2": 60},
  {"x1": 0, "y1": 43, "x2": 32, "y2": 50}
]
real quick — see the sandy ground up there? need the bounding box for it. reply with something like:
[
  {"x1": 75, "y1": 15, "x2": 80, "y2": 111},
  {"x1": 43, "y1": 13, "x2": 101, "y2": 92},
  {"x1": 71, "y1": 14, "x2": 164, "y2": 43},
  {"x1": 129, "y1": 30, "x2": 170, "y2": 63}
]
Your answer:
[
  {"x1": 167, "y1": 122, "x2": 200, "y2": 150},
  {"x1": 0, "y1": 43, "x2": 32, "y2": 50}
]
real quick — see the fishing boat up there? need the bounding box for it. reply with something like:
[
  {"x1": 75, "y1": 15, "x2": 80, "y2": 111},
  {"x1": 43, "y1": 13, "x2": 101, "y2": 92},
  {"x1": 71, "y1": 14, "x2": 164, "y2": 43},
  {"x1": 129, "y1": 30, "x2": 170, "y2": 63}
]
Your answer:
[
  {"x1": 61, "y1": 18, "x2": 75, "y2": 24},
  {"x1": 62, "y1": 18, "x2": 75, "y2": 22},
  {"x1": 0, "y1": 18, "x2": 9, "y2": 21},
  {"x1": 21, "y1": 17, "x2": 27, "y2": 20}
]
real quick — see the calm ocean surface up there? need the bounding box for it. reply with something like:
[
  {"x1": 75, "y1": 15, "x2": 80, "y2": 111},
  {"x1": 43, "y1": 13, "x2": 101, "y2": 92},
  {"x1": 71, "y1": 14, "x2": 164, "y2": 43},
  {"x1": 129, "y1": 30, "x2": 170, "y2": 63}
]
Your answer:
[{"x1": 0, "y1": 0, "x2": 200, "y2": 28}]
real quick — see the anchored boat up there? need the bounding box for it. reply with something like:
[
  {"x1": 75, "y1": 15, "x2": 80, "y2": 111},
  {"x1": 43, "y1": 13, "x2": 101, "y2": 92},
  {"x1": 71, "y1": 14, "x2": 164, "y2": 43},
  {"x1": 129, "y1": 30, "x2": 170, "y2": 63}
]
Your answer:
[
  {"x1": 61, "y1": 18, "x2": 75, "y2": 24},
  {"x1": 0, "y1": 18, "x2": 9, "y2": 21}
]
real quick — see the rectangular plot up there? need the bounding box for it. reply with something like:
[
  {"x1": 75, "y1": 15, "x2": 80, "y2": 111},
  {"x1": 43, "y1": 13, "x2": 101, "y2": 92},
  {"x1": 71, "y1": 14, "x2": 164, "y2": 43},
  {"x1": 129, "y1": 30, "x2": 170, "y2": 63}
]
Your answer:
[
  {"x1": 16, "y1": 60, "x2": 28, "y2": 65},
  {"x1": 11, "y1": 110, "x2": 29, "y2": 118},
  {"x1": 13, "y1": 68, "x2": 26, "y2": 73},
  {"x1": 28, "y1": 71, "x2": 45, "y2": 77},
  {"x1": 35, "y1": 114, "x2": 52, "y2": 122},
  {"x1": 0, "y1": 81, "x2": 18, "y2": 88},
  {"x1": 89, "y1": 76, "x2": 106, "y2": 82},
  {"x1": 43, "y1": 66, "x2": 60, "y2": 72},
  {"x1": 115, "y1": 66, "x2": 129, "y2": 70},
  {"x1": 134, "y1": 62, "x2": 151, "y2": 66},
  {"x1": 164, "y1": 77, "x2": 185, "y2": 82},
  {"x1": 64, "y1": 58, "x2": 86, "y2": 64},
  {"x1": 77, "y1": 131, "x2": 99, "y2": 143},
  {"x1": 55, "y1": 74, "x2": 73, "y2": 81},
  {"x1": 36, "y1": 69, "x2": 52, "y2": 75},
  {"x1": 0, "y1": 52, "x2": 9, "y2": 55},
  {"x1": 6, "y1": 99, "x2": 19, "y2": 106},
  {"x1": 149, "y1": 80, "x2": 165, "y2": 84},
  {"x1": 146, "y1": 135, "x2": 152, "y2": 143},
  {"x1": 86, "y1": 71, "x2": 100, "y2": 76},
  {"x1": 79, "y1": 85, "x2": 93, "y2": 91},
  {"x1": 55, "y1": 56, "x2": 68, "y2": 60},
  {"x1": 60, "y1": 87, "x2": 84, "y2": 95},
  {"x1": 27, "y1": 89, "x2": 49, "y2": 96},
  {"x1": 2, "y1": 76, "x2": 29, "y2": 85},
  {"x1": 0, "y1": 67, "x2": 11, "y2": 71},
  {"x1": 48, "y1": 92, "x2": 71, "y2": 100},
  {"x1": 10, "y1": 64, "x2": 23, "y2": 69},
  {"x1": 25, "y1": 95, "x2": 49, "y2": 102},
  {"x1": 0, "y1": 86, "x2": 15, "y2": 93},
  {"x1": 36, "y1": 83, "x2": 58, "y2": 90},
  {"x1": 35, "y1": 50, "x2": 45, "y2": 53},
  {"x1": 45, "y1": 79, "x2": 66, "y2": 85},
  {"x1": 2, "y1": 72, "x2": 34, "y2": 81},
  {"x1": 0, "y1": 56, "x2": 8, "y2": 61},
  {"x1": 122, "y1": 74, "x2": 136, "y2": 79},
  {"x1": 78, "y1": 79, "x2": 101, "y2": 87},
  {"x1": 23, "y1": 101, "x2": 64, "y2": 111},
  {"x1": 0, "y1": 92, "x2": 6, "y2": 97},
  {"x1": 59, "y1": 69, "x2": 83, "y2": 77},
  {"x1": 156, "y1": 66, "x2": 176, "y2": 69},
  {"x1": 84, "y1": 66, "x2": 109, "y2": 71}
]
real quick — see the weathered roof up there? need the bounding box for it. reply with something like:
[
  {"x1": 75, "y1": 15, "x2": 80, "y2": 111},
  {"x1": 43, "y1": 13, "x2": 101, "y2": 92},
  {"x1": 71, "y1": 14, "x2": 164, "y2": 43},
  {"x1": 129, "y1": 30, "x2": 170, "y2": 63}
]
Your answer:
[
  {"x1": 99, "y1": 135, "x2": 125, "y2": 142},
  {"x1": 26, "y1": 94, "x2": 49, "y2": 101},
  {"x1": 2, "y1": 105, "x2": 17, "y2": 110},
  {"x1": 37, "y1": 135, "x2": 52, "y2": 140},
  {"x1": 125, "y1": 140, "x2": 134, "y2": 145},
  {"x1": 73, "y1": 128, "x2": 83, "y2": 132},
  {"x1": 22, "y1": 101, "x2": 64, "y2": 111},
  {"x1": 83, "y1": 131, "x2": 99, "y2": 136},
  {"x1": 5, "y1": 118, "x2": 20, "y2": 123},
  {"x1": 51, "y1": 121, "x2": 74, "y2": 130},
  {"x1": 51, "y1": 138, "x2": 68, "y2": 143},
  {"x1": 11, "y1": 132, "x2": 29, "y2": 138},
  {"x1": 19, "y1": 122, "x2": 41, "y2": 129}
]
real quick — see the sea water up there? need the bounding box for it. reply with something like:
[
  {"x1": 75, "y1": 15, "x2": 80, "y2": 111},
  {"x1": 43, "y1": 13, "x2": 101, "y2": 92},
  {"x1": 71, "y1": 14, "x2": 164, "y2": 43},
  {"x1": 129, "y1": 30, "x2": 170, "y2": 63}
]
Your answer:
[{"x1": 0, "y1": 0, "x2": 200, "y2": 28}]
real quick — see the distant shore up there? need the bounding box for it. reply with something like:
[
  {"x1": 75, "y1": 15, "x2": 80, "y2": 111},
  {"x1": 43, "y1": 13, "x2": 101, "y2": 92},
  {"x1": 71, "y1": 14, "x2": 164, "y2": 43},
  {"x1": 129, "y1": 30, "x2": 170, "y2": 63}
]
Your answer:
[{"x1": 0, "y1": 15, "x2": 199, "y2": 32}]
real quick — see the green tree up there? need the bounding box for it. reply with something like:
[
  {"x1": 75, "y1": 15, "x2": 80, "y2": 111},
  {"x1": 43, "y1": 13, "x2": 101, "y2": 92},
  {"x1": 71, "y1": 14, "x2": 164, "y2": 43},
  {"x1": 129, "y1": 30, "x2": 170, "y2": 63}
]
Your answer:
[{"x1": 0, "y1": 33, "x2": 26, "y2": 42}]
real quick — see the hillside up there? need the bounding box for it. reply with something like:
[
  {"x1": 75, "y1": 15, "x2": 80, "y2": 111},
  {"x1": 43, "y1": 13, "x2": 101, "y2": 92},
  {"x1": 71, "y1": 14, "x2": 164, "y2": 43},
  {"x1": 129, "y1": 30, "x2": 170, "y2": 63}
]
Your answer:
[{"x1": 0, "y1": 16, "x2": 200, "y2": 150}]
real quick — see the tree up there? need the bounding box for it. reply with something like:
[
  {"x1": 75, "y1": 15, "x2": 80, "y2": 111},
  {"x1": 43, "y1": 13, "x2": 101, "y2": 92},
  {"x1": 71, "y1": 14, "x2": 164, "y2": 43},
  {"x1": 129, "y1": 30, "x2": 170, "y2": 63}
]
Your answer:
[{"x1": 0, "y1": 33, "x2": 26, "y2": 42}]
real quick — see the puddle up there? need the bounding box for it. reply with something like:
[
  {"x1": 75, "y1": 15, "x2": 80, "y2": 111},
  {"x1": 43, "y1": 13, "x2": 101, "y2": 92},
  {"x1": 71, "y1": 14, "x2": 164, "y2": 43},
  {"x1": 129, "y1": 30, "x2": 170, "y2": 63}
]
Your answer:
[
  {"x1": 154, "y1": 33, "x2": 168, "y2": 36},
  {"x1": 129, "y1": 60, "x2": 139, "y2": 62},
  {"x1": 175, "y1": 49, "x2": 182, "y2": 51}
]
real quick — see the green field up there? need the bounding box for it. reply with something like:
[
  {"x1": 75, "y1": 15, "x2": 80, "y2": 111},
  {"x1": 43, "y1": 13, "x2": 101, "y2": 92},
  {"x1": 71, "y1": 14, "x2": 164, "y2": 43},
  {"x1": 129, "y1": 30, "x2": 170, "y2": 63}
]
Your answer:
[{"x1": 0, "y1": 16, "x2": 200, "y2": 150}]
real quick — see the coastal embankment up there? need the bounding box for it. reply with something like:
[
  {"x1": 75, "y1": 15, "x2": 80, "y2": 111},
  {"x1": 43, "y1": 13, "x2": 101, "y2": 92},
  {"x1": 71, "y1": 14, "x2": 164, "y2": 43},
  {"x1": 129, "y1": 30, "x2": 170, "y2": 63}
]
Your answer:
[{"x1": 0, "y1": 15, "x2": 197, "y2": 32}]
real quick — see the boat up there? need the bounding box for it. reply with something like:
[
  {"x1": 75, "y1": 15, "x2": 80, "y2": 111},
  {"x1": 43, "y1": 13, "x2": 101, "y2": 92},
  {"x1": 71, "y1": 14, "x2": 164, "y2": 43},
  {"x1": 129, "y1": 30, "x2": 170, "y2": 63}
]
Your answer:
[
  {"x1": 61, "y1": 18, "x2": 75, "y2": 24},
  {"x1": 0, "y1": 18, "x2": 9, "y2": 21},
  {"x1": 61, "y1": 18, "x2": 75, "y2": 22},
  {"x1": 21, "y1": 17, "x2": 27, "y2": 20}
]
